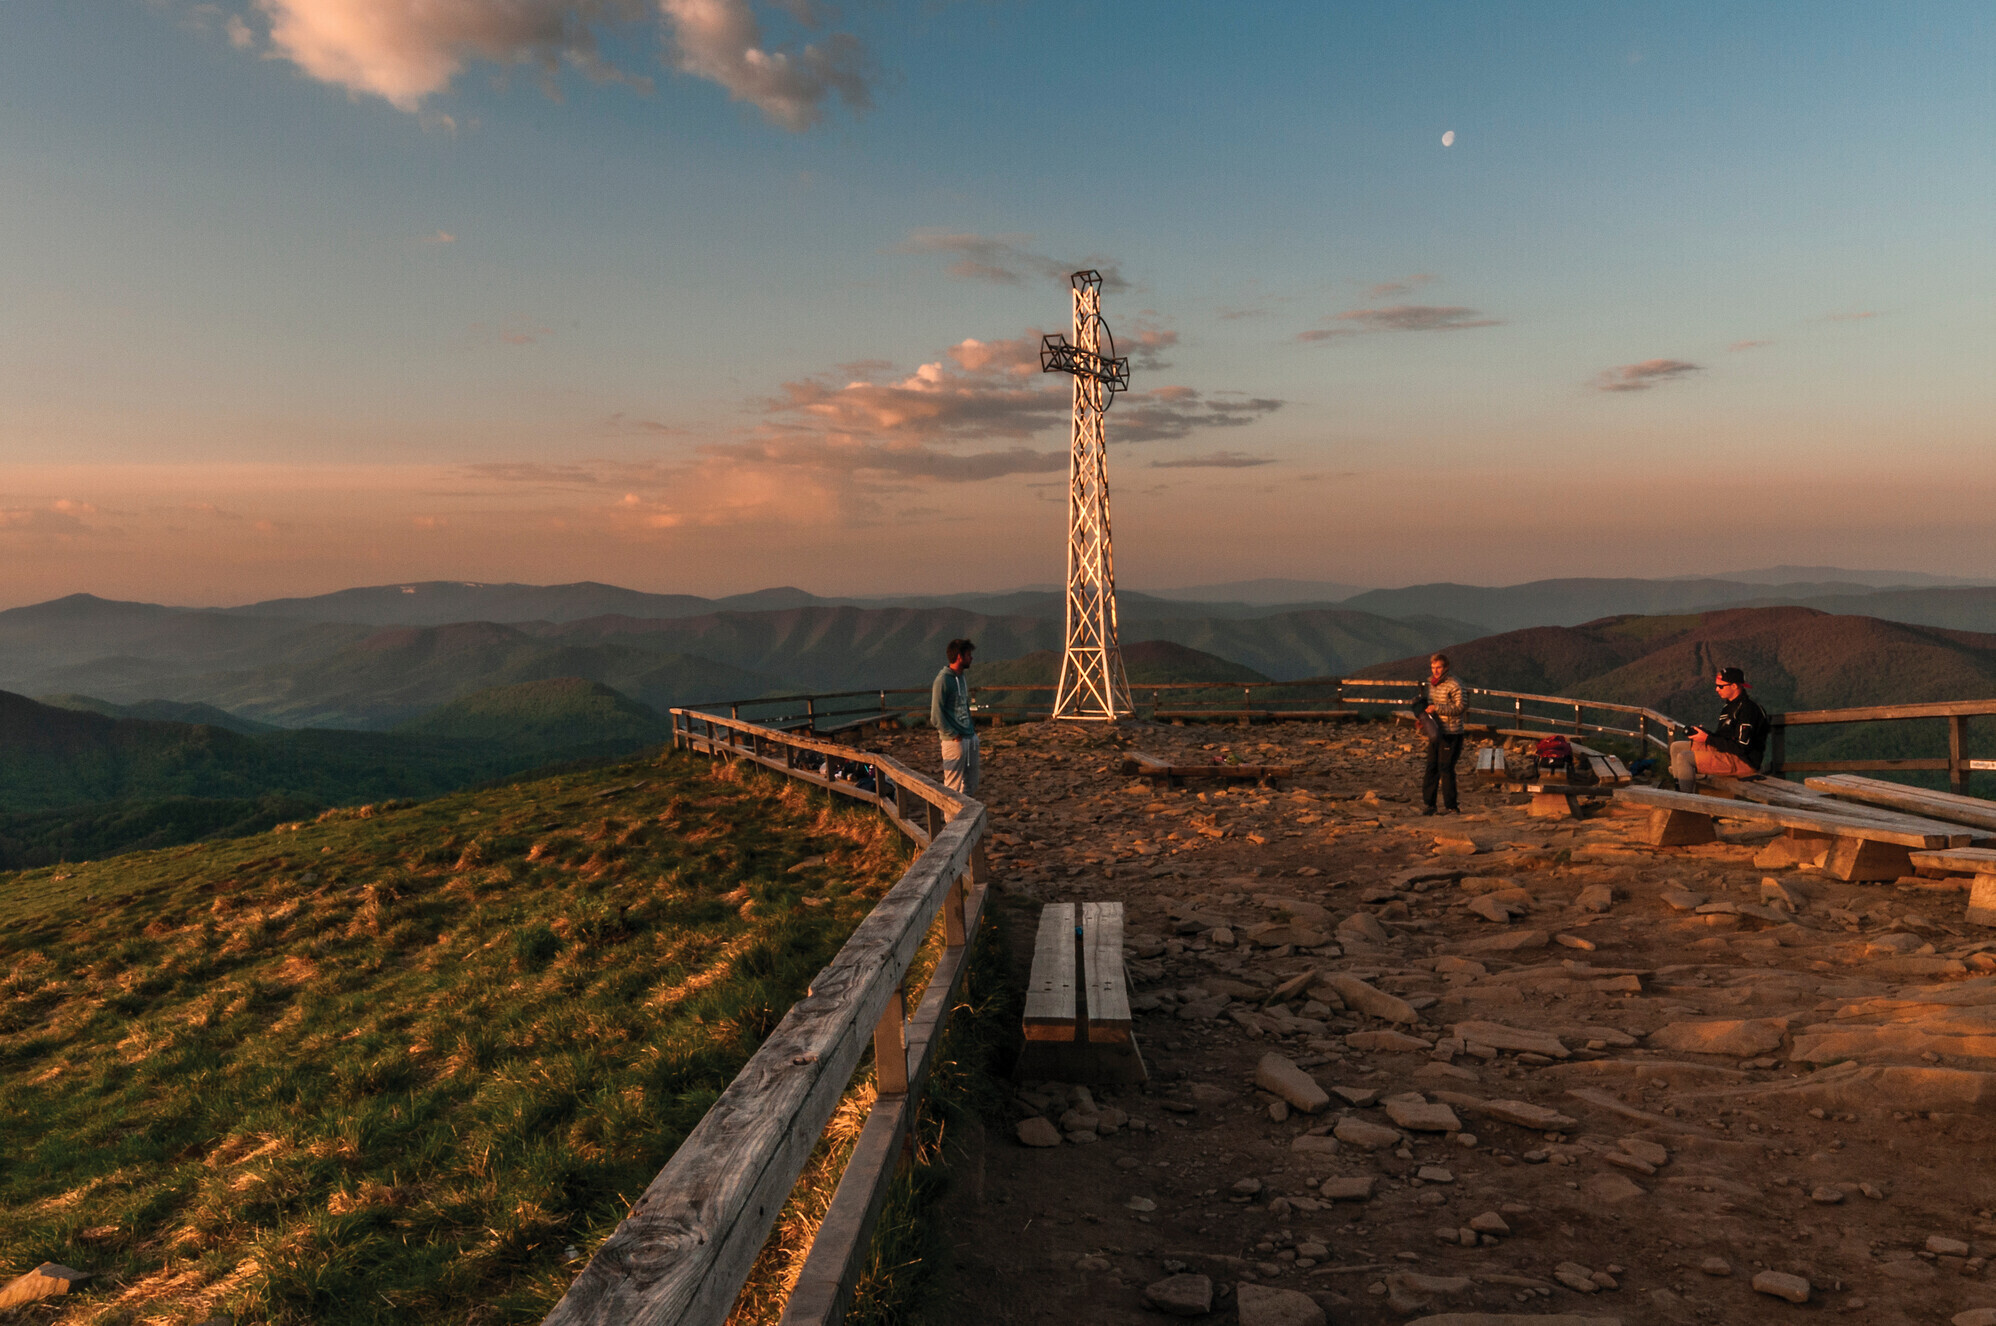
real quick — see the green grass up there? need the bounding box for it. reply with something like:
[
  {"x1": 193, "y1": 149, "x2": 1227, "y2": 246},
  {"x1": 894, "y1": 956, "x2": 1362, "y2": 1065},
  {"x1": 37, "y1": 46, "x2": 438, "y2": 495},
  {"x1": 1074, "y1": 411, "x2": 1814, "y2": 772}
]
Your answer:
[{"x1": 0, "y1": 749, "x2": 913, "y2": 1324}]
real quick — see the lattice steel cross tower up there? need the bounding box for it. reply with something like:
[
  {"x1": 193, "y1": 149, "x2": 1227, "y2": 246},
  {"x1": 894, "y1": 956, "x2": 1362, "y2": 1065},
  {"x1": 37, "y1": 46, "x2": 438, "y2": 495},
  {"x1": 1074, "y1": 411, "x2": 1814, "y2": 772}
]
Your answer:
[{"x1": 1041, "y1": 270, "x2": 1134, "y2": 721}]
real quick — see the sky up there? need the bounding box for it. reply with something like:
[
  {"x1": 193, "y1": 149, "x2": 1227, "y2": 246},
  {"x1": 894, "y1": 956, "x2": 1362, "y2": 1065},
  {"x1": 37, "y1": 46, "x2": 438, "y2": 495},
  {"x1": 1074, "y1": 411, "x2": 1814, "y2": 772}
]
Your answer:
[{"x1": 3, "y1": 1, "x2": 1994, "y2": 608}]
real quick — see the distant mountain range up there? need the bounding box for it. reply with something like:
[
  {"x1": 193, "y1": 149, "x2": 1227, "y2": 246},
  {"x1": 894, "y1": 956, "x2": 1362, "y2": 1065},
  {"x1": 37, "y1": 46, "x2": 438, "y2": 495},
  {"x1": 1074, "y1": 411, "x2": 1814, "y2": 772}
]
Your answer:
[
  {"x1": 1358, "y1": 606, "x2": 1996, "y2": 775},
  {"x1": 9, "y1": 570, "x2": 1996, "y2": 734},
  {"x1": 0, "y1": 594, "x2": 1466, "y2": 728}
]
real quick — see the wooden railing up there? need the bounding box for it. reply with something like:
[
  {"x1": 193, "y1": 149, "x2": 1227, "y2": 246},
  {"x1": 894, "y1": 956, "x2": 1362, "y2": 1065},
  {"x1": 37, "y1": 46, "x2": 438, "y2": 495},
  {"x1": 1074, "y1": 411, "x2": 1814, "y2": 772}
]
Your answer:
[
  {"x1": 541, "y1": 710, "x2": 989, "y2": 1326},
  {"x1": 689, "y1": 679, "x2": 1996, "y2": 790},
  {"x1": 696, "y1": 678, "x2": 1682, "y2": 754},
  {"x1": 1767, "y1": 698, "x2": 1996, "y2": 793}
]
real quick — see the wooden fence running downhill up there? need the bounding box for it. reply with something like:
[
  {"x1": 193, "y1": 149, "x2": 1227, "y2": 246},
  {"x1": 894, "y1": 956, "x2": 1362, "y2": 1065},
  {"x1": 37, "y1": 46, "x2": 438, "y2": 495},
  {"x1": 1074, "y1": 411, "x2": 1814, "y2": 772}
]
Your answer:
[
  {"x1": 541, "y1": 709, "x2": 989, "y2": 1326},
  {"x1": 543, "y1": 680, "x2": 1996, "y2": 1326}
]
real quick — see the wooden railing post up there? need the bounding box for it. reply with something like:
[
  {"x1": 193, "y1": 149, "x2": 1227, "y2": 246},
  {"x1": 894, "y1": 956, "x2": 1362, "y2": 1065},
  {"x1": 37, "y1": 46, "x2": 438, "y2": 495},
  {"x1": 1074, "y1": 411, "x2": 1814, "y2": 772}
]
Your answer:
[
  {"x1": 1771, "y1": 721, "x2": 1787, "y2": 780},
  {"x1": 873, "y1": 987, "x2": 908, "y2": 1096},
  {"x1": 925, "y1": 799, "x2": 942, "y2": 843},
  {"x1": 943, "y1": 876, "x2": 967, "y2": 947},
  {"x1": 1951, "y1": 714, "x2": 1969, "y2": 794}
]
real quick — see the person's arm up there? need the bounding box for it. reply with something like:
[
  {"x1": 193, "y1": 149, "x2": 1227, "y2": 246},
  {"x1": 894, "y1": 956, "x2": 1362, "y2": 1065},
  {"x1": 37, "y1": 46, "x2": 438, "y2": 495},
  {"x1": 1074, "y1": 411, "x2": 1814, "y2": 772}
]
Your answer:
[
  {"x1": 1705, "y1": 703, "x2": 1758, "y2": 760},
  {"x1": 930, "y1": 669, "x2": 949, "y2": 732}
]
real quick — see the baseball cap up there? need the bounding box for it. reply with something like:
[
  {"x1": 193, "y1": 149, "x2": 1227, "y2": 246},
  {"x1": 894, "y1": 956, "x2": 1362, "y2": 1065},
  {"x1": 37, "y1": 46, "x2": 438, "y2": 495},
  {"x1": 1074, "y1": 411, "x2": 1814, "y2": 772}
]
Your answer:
[{"x1": 1715, "y1": 667, "x2": 1746, "y2": 686}]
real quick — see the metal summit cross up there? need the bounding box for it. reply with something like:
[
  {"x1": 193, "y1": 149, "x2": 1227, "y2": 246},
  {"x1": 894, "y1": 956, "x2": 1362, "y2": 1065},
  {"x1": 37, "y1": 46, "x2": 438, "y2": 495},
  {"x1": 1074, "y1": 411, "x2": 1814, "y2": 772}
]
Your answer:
[{"x1": 1041, "y1": 270, "x2": 1134, "y2": 721}]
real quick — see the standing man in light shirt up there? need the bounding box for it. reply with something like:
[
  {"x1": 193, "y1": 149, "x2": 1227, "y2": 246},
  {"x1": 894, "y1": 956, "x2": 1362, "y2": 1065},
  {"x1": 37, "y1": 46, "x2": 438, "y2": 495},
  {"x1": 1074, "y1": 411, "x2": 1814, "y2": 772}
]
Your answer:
[
  {"x1": 1422, "y1": 651, "x2": 1467, "y2": 816},
  {"x1": 931, "y1": 638, "x2": 980, "y2": 795}
]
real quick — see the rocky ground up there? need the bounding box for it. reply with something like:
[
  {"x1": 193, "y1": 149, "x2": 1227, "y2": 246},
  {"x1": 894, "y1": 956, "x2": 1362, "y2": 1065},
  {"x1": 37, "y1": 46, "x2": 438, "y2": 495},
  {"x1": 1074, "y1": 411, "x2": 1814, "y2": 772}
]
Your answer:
[{"x1": 867, "y1": 717, "x2": 1996, "y2": 1326}]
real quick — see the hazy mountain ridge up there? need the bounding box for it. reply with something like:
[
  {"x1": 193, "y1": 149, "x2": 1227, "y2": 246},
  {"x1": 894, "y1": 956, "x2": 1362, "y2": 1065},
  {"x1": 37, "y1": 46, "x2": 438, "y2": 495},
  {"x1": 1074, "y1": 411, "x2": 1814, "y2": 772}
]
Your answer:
[
  {"x1": 972, "y1": 640, "x2": 1275, "y2": 688},
  {"x1": 1358, "y1": 606, "x2": 1996, "y2": 726}
]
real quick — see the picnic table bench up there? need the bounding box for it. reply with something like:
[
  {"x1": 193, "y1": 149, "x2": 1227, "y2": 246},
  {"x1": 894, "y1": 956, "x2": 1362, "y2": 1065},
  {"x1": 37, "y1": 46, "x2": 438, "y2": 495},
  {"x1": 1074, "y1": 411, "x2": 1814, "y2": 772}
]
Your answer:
[
  {"x1": 1496, "y1": 741, "x2": 1629, "y2": 818},
  {"x1": 1016, "y1": 901, "x2": 1146, "y2": 1084},
  {"x1": 1804, "y1": 773, "x2": 1996, "y2": 835},
  {"x1": 1904, "y1": 848, "x2": 1996, "y2": 927},
  {"x1": 1621, "y1": 785, "x2": 1975, "y2": 881}
]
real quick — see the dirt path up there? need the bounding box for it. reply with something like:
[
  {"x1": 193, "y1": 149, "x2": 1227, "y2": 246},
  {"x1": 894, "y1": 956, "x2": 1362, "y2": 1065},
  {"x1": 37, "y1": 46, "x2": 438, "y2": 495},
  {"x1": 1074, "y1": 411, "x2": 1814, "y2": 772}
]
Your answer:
[{"x1": 869, "y1": 719, "x2": 1996, "y2": 1325}]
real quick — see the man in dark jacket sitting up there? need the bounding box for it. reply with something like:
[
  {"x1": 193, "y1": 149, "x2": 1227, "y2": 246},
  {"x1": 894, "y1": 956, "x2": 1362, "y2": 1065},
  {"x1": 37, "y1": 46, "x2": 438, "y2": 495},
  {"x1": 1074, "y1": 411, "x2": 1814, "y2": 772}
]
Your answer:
[{"x1": 1668, "y1": 666, "x2": 1769, "y2": 791}]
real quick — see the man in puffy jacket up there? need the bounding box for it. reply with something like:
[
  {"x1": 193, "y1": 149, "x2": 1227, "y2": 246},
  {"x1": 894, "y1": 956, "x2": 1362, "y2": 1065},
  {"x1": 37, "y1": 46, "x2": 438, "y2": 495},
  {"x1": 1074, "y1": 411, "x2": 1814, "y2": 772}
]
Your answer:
[
  {"x1": 1423, "y1": 652, "x2": 1466, "y2": 815},
  {"x1": 1669, "y1": 666, "x2": 1768, "y2": 791},
  {"x1": 930, "y1": 638, "x2": 979, "y2": 795}
]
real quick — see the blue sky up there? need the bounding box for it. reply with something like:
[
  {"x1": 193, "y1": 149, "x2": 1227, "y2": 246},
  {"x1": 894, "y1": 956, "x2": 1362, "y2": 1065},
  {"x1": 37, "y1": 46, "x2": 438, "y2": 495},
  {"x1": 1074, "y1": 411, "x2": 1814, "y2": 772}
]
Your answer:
[{"x1": 3, "y1": 2, "x2": 1992, "y2": 605}]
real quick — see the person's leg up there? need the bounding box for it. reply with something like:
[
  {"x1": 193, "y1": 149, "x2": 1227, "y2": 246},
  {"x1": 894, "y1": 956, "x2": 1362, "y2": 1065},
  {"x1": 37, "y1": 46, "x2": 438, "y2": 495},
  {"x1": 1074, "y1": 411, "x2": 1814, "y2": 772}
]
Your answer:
[
  {"x1": 962, "y1": 733, "x2": 982, "y2": 797},
  {"x1": 1694, "y1": 748, "x2": 1757, "y2": 778},
  {"x1": 1669, "y1": 740, "x2": 1698, "y2": 792},
  {"x1": 1440, "y1": 734, "x2": 1464, "y2": 810},
  {"x1": 940, "y1": 737, "x2": 966, "y2": 793},
  {"x1": 1423, "y1": 737, "x2": 1442, "y2": 810}
]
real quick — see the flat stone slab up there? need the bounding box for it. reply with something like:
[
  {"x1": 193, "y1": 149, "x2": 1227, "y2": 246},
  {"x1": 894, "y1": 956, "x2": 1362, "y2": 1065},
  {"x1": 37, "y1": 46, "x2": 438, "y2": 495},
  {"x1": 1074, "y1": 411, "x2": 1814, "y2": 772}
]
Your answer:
[
  {"x1": 1255, "y1": 1052, "x2": 1330, "y2": 1113},
  {"x1": 1144, "y1": 1273, "x2": 1213, "y2": 1316},
  {"x1": 1236, "y1": 1284, "x2": 1326, "y2": 1326},
  {"x1": 1751, "y1": 1270, "x2": 1810, "y2": 1303},
  {"x1": 1319, "y1": 1175, "x2": 1377, "y2": 1201},
  {"x1": 1383, "y1": 1094, "x2": 1462, "y2": 1132},
  {"x1": 1333, "y1": 1116, "x2": 1403, "y2": 1149},
  {"x1": 1320, "y1": 972, "x2": 1417, "y2": 1023},
  {"x1": 0, "y1": 1266, "x2": 87, "y2": 1313},
  {"x1": 1452, "y1": 1020, "x2": 1570, "y2": 1058},
  {"x1": 1648, "y1": 1018, "x2": 1789, "y2": 1057}
]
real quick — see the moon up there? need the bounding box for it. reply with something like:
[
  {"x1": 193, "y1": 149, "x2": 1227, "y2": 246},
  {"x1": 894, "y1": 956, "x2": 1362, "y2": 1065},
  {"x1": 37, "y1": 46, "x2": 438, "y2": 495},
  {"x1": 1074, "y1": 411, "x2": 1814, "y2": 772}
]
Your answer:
[{"x1": 1441, "y1": 129, "x2": 1455, "y2": 147}]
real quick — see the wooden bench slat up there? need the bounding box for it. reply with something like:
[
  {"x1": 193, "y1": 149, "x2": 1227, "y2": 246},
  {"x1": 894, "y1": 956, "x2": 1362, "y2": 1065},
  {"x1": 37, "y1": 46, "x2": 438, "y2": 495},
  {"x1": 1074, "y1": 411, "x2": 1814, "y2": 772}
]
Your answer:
[
  {"x1": 1806, "y1": 774, "x2": 1996, "y2": 835},
  {"x1": 1022, "y1": 903, "x2": 1077, "y2": 1037},
  {"x1": 1620, "y1": 786, "x2": 1968, "y2": 849},
  {"x1": 1705, "y1": 775, "x2": 1951, "y2": 828},
  {"x1": 1081, "y1": 901, "x2": 1131, "y2": 1036},
  {"x1": 1908, "y1": 847, "x2": 1996, "y2": 872}
]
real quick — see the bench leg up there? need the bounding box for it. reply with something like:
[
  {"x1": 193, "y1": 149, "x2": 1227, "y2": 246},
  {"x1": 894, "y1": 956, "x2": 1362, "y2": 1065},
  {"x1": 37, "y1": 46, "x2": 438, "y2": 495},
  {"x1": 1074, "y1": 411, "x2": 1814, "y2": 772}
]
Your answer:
[
  {"x1": 1528, "y1": 791, "x2": 1580, "y2": 819},
  {"x1": 1647, "y1": 806, "x2": 1716, "y2": 847},
  {"x1": 1826, "y1": 837, "x2": 1913, "y2": 883},
  {"x1": 1968, "y1": 875, "x2": 1996, "y2": 928}
]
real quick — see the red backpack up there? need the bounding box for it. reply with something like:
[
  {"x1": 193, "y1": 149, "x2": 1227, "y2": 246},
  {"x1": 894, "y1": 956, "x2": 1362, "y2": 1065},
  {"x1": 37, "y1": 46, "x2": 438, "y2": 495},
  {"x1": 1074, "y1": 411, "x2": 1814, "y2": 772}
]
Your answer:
[{"x1": 1534, "y1": 736, "x2": 1572, "y2": 765}]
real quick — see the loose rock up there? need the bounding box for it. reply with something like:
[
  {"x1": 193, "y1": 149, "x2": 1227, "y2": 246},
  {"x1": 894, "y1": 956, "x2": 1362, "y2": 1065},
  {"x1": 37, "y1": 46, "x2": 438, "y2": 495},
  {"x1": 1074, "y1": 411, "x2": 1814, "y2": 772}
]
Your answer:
[
  {"x1": 1751, "y1": 1269, "x2": 1810, "y2": 1303},
  {"x1": 1144, "y1": 1273, "x2": 1214, "y2": 1316},
  {"x1": 1235, "y1": 1283, "x2": 1326, "y2": 1326},
  {"x1": 1255, "y1": 1053, "x2": 1330, "y2": 1114},
  {"x1": 1016, "y1": 1117, "x2": 1061, "y2": 1147}
]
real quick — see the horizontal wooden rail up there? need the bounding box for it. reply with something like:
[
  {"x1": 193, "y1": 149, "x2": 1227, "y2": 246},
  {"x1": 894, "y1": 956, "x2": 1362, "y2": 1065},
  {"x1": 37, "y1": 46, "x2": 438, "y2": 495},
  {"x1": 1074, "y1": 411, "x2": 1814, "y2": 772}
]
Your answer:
[
  {"x1": 691, "y1": 678, "x2": 1996, "y2": 790},
  {"x1": 541, "y1": 711, "x2": 989, "y2": 1326}
]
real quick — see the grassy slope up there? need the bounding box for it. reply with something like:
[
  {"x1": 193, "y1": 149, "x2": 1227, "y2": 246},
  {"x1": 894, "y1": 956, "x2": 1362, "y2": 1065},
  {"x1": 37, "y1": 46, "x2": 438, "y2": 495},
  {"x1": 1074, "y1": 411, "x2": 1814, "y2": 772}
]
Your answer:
[
  {"x1": 0, "y1": 750, "x2": 910, "y2": 1324},
  {"x1": 0, "y1": 691, "x2": 600, "y2": 816},
  {"x1": 395, "y1": 677, "x2": 671, "y2": 746}
]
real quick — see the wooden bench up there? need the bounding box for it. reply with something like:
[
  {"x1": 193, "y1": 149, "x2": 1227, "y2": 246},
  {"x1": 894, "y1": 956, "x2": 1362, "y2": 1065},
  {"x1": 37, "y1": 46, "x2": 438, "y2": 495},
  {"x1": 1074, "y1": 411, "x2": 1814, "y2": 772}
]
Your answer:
[
  {"x1": 1497, "y1": 742, "x2": 1628, "y2": 817},
  {"x1": 1806, "y1": 774, "x2": 1996, "y2": 835},
  {"x1": 1120, "y1": 751, "x2": 1295, "y2": 787},
  {"x1": 1016, "y1": 902, "x2": 1147, "y2": 1084},
  {"x1": 1905, "y1": 848, "x2": 1996, "y2": 927},
  {"x1": 1621, "y1": 785, "x2": 1975, "y2": 881},
  {"x1": 1503, "y1": 780, "x2": 1611, "y2": 819}
]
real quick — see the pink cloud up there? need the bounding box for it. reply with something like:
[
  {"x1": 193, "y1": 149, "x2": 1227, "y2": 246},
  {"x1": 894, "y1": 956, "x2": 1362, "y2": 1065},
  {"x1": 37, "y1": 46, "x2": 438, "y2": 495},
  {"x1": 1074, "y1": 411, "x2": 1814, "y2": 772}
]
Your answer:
[
  {"x1": 1593, "y1": 358, "x2": 1702, "y2": 392},
  {"x1": 244, "y1": 0, "x2": 870, "y2": 129}
]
